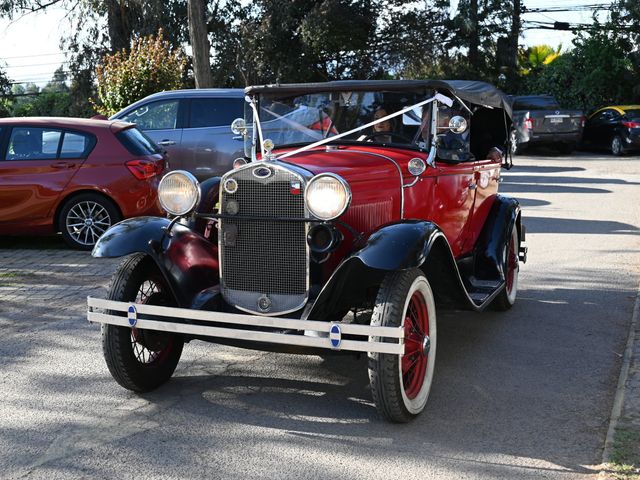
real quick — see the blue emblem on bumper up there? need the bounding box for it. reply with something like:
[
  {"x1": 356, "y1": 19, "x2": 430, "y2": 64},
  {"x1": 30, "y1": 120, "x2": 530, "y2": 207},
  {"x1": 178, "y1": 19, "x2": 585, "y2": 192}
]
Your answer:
[
  {"x1": 128, "y1": 305, "x2": 137, "y2": 327},
  {"x1": 329, "y1": 324, "x2": 341, "y2": 349}
]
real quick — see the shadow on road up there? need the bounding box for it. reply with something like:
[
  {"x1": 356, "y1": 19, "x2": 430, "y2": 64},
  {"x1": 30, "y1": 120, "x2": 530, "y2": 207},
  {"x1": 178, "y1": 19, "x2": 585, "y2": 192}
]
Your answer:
[{"x1": 524, "y1": 216, "x2": 639, "y2": 235}]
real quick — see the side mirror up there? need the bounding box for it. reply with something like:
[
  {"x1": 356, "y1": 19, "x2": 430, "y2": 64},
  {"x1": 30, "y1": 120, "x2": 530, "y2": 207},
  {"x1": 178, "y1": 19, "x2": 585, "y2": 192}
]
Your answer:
[
  {"x1": 449, "y1": 116, "x2": 468, "y2": 133},
  {"x1": 231, "y1": 118, "x2": 248, "y2": 136}
]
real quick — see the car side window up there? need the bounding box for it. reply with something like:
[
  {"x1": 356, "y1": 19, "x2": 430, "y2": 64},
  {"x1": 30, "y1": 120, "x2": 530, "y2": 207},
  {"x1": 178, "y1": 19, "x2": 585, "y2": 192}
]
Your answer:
[
  {"x1": 6, "y1": 127, "x2": 62, "y2": 161},
  {"x1": 188, "y1": 98, "x2": 244, "y2": 128},
  {"x1": 121, "y1": 100, "x2": 180, "y2": 130},
  {"x1": 60, "y1": 132, "x2": 93, "y2": 159}
]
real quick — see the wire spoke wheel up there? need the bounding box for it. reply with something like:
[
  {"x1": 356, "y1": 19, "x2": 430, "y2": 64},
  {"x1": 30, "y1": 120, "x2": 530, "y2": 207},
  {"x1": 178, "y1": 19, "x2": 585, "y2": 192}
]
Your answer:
[
  {"x1": 102, "y1": 254, "x2": 184, "y2": 393},
  {"x1": 369, "y1": 269, "x2": 437, "y2": 422},
  {"x1": 492, "y1": 227, "x2": 520, "y2": 311},
  {"x1": 401, "y1": 291, "x2": 430, "y2": 399}
]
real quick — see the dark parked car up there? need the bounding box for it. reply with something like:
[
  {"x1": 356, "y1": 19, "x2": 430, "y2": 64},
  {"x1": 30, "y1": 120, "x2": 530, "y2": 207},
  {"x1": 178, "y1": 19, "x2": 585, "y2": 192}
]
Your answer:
[
  {"x1": 0, "y1": 117, "x2": 165, "y2": 249},
  {"x1": 111, "y1": 89, "x2": 246, "y2": 180},
  {"x1": 582, "y1": 105, "x2": 640, "y2": 156},
  {"x1": 88, "y1": 80, "x2": 527, "y2": 422},
  {"x1": 510, "y1": 95, "x2": 584, "y2": 154}
]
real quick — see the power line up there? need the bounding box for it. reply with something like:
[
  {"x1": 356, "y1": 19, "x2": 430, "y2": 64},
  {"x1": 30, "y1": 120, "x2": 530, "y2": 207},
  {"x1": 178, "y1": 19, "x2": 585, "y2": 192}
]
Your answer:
[
  {"x1": 0, "y1": 51, "x2": 69, "y2": 60},
  {"x1": 4, "y1": 61, "x2": 69, "y2": 69}
]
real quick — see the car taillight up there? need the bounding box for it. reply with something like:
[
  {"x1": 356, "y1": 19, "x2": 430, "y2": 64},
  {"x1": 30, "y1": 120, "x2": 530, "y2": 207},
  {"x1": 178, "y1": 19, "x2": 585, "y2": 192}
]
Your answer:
[
  {"x1": 622, "y1": 121, "x2": 640, "y2": 128},
  {"x1": 524, "y1": 118, "x2": 534, "y2": 130},
  {"x1": 581, "y1": 116, "x2": 586, "y2": 128},
  {"x1": 126, "y1": 159, "x2": 165, "y2": 180}
]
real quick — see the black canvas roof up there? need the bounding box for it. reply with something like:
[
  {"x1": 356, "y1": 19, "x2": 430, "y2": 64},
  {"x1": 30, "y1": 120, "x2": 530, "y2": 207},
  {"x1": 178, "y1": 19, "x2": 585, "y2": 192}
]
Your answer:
[{"x1": 245, "y1": 80, "x2": 512, "y2": 117}]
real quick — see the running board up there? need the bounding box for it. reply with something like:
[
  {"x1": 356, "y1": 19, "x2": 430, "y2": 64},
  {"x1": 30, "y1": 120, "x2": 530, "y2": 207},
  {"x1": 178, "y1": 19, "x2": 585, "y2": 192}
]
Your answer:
[{"x1": 87, "y1": 297, "x2": 405, "y2": 355}]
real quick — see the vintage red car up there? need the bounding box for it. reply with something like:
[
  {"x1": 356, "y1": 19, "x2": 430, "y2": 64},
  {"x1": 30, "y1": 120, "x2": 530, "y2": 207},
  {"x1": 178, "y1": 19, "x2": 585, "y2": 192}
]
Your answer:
[
  {"x1": 88, "y1": 80, "x2": 527, "y2": 422},
  {"x1": 0, "y1": 118, "x2": 165, "y2": 249}
]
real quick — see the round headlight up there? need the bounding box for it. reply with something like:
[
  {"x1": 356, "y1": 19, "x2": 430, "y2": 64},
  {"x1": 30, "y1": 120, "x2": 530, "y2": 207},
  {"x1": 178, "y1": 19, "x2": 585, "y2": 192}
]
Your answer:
[
  {"x1": 158, "y1": 170, "x2": 200, "y2": 216},
  {"x1": 305, "y1": 174, "x2": 351, "y2": 220}
]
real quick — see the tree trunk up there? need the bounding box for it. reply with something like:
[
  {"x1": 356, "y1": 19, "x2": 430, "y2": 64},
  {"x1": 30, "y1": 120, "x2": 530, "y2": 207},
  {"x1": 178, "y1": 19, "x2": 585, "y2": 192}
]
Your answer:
[
  {"x1": 509, "y1": 0, "x2": 521, "y2": 74},
  {"x1": 188, "y1": 0, "x2": 213, "y2": 88},
  {"x1": 106, "y1": 0, "x2": 131, "y2": 53},
  {"x1": 469, "y1": 0, "x2": 479, "y2": 71}
]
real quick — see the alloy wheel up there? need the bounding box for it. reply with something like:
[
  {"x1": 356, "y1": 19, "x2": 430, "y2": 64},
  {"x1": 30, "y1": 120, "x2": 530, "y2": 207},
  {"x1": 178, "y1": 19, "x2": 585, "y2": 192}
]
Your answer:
[{"x1": 65, "y1": 200, "x2": 112, "y2": 246}]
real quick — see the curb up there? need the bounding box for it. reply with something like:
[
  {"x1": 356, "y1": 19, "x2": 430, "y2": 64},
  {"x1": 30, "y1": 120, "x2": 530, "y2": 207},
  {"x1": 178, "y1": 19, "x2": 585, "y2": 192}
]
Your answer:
[{"x1": 602, "y1": 285, "x2": 640, "y2": 463}]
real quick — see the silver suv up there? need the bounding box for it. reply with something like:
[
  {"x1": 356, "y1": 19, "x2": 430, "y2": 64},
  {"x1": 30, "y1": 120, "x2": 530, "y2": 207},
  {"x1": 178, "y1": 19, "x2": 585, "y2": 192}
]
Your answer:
[{"x1": 111, "y1": 89, "x2": 245, "y2": 180}]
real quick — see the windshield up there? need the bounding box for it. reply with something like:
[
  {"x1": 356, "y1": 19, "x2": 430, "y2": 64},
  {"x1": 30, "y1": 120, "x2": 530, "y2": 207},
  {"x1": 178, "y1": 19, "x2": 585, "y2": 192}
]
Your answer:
[
  {"x1": 255, "y1": 90, "x2": 437, "y2": 149},
  {"x1": 513, "y1": 96, "x2": 560, "y2": 111}
]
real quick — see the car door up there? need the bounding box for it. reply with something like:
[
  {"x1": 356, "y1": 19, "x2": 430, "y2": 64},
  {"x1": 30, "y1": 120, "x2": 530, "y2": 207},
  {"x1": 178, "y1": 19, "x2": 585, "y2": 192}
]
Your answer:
[
  {"x1": 587, "y1": 110, "x2": 615, "y2": 148},
  {"x1": 119, "y1": 99, "x2": 186, "y2": 170},
  {"x1": 180, "y1": 96, "x2": 246, "y2": 179},
  {"x1": 0, "y1": 126, "x2": 82, "y2": 227}
]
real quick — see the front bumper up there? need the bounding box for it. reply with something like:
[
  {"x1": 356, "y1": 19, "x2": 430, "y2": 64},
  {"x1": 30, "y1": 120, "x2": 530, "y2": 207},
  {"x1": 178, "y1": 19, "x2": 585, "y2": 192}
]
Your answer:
[{"x1": 87, "y1": 297, "x2": 404, "y2": 354}]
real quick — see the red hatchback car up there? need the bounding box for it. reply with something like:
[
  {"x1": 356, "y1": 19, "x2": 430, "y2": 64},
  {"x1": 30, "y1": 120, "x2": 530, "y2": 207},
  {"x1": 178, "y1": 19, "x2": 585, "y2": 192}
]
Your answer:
[{"x1": 0, "y1": 117, "x2": 165, "y2": 249}]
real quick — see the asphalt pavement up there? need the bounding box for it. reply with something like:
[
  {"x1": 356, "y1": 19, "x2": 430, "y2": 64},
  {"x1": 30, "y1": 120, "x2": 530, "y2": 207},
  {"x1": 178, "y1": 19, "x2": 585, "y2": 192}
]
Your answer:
[{"x1": 0, "y1": 151, "x2": 639, "y2": 479}]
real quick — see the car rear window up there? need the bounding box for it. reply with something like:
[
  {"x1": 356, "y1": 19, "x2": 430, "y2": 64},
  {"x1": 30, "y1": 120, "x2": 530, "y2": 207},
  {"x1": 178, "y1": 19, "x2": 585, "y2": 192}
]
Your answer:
[
  {"x1": 624, "y1": 109, "x2": 640, "y2": 122},
  {"x1": 60, "y1": 131, "x2": 96, "y2": 159},
  {"x1": 513, "y1": 96, "x2": 561, "y2": 110},
  {"x1": 117, "y1": 127, "x2": 161, "y2": 155},
  {"x1": 188, "y1": 98, "x2": 244, "y2": 128}
]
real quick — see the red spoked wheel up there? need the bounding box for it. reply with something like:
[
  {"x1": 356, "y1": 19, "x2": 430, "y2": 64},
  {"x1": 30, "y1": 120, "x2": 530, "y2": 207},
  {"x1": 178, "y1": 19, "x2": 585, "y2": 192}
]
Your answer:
[
  {"x1": 102, "y1": 254, "x2": 184, "y2": 392},
  {"x1": 402, "y1": 291, "x2": 430, "y2": 399},
  {"x1": 369, "y1": 269, "x2": 437, "y2": 423},
  {"x1": 492, "y1": 227, "x2": 519, "y2": 311}
]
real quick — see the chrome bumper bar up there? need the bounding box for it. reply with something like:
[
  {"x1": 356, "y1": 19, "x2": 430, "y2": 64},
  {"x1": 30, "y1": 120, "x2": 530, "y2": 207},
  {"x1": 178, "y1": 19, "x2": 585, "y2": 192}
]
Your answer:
[{"x1": 87, "y1": 297, "x2": 404, "y2": 355}]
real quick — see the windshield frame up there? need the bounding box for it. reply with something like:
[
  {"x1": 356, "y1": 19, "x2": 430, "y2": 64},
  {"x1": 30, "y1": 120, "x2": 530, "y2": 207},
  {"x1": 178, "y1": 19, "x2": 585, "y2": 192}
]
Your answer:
[{"x1": 246, "y1": 90, "x2": 458, "y2": 160}]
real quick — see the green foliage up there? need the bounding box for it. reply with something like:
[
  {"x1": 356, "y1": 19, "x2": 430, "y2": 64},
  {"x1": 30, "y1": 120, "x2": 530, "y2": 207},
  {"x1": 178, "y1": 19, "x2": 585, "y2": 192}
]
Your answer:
[
  {"x1": 94, "y1": 30, "x2": 186, "y2": 116},
  {"x1": 520, "y1": 30, "x2": 638, "y2": 110},
  {"x1": 11, "y1": 91, "x2": 72, "y2": 117}
]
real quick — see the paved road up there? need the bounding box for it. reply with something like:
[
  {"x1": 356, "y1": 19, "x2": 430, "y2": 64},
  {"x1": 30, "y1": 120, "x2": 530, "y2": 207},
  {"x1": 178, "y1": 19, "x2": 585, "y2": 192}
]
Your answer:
[{"x1": 0, "y1": 152, "x2": 639, "y2": 479}]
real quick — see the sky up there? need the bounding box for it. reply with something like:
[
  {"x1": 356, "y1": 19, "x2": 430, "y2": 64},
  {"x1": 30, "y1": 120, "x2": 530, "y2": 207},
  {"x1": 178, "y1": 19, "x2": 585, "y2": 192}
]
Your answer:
[{"x1": 0, "y1": 0, "x2": 617, "y2": 88}]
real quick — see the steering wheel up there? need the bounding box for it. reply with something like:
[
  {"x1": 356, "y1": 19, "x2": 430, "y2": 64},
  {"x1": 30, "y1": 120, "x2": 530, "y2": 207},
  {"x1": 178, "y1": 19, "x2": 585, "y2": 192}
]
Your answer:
[{"x1": 362, "y1": 132, "x2": 413, "y2": 143}]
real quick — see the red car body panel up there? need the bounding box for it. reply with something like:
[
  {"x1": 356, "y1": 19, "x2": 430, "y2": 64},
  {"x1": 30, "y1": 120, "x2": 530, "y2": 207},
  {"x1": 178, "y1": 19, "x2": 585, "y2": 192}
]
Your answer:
[
  {"x1": 280, "y1": 144, "x2": 501, "y2": 259},
  {"x1": 0, "y1": 117, "x2": 163, "y2": 236}
]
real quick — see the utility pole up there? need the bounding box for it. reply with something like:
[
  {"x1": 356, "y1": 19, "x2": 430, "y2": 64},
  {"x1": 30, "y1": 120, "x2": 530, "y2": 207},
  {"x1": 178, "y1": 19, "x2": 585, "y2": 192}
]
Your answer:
[{"x1": 188, "y1": 0, "x2": 213, "y2": 88}]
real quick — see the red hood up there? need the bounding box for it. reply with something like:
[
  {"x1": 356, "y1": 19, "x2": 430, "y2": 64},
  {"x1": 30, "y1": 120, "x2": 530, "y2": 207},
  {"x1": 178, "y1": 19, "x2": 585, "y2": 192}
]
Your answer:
[{"x1": 274, "y1": 144, "x2": 419, "y2": 182}]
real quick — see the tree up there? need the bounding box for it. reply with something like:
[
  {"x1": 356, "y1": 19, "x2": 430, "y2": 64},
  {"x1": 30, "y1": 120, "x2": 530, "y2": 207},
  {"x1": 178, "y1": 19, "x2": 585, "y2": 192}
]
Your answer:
[
  {"x1": 188, "y1": 0, "x2": 212, "y2": 87},
  {"x1": 521, "y1": 31, "x2": 637, "y2": 109},
  {"x1": 94, "y1": 30, "x2": 186, "y2": 116}
]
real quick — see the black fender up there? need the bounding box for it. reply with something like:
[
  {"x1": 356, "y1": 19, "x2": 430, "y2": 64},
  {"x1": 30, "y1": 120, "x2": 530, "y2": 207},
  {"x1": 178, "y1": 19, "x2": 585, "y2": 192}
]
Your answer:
[
  {"x1": 473, "y1": 194, "x2": 521, "y2": 281},
  {"x1": 92, "y1": 216, "x2": 219, "y2": 308},
  {"x1": 189, "y1": 176, "x2": 221, "y2": 237},
  {"x1": 305, "y1": 220, "x2": 473, "y2": 320}
]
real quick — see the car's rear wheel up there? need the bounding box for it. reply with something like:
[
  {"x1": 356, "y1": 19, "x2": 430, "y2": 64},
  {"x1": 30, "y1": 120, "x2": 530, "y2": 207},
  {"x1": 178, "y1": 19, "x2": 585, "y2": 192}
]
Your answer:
[
  {"x1": 102, "y1": 254, "x2": 184, "y2": 392},
  {"x1": 59, "y1": 193, "x2": 121, "y2": 250},
  {"x1": 611, "y1": 135, "x2": 624, "y2": 156},
  {"x1": 368, "y1": 269, "x2": 436, "y2": 422},
  {"x1": 492, "y1": 227, "x2": 519, "y2": 311}
]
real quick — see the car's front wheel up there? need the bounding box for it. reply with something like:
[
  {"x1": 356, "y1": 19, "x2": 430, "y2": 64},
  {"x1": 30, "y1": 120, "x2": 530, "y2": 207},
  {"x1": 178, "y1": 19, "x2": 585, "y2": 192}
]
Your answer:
[
  {"x1": 611, "y1": 135, "x2": 624, "y2": 156},
  {"x1": 368, "y1": 269, "x2": 437, "y2": 422},
  {"x1": 58, "y1": 193, "x2": 121, "y2": 250},
  {"x1": 102, "y1": 254, "x2": 184, "y2": 392}
]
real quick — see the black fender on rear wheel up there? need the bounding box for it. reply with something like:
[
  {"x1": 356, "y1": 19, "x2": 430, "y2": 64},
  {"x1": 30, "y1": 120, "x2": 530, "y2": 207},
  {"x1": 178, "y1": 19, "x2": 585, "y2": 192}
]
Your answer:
[
  {"x1": 102, "y1": 253, "x2": 184, "y2": 392},
  {"x1": 368, "y1": 268, "x2": 437, "y2": 423}
]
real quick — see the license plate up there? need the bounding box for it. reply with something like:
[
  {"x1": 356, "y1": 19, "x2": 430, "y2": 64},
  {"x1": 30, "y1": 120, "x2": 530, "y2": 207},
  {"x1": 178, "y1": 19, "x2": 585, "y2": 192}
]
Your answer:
[{"x1": 550, "y1": 117, "x2": 563, "y2": 123}]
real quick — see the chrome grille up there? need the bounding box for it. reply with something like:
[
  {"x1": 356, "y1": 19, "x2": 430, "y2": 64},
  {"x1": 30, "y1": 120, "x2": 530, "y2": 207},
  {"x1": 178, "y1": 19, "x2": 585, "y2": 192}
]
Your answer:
[{"x1": 219, "y1": 164, "x2": 308, "y2": 314}]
